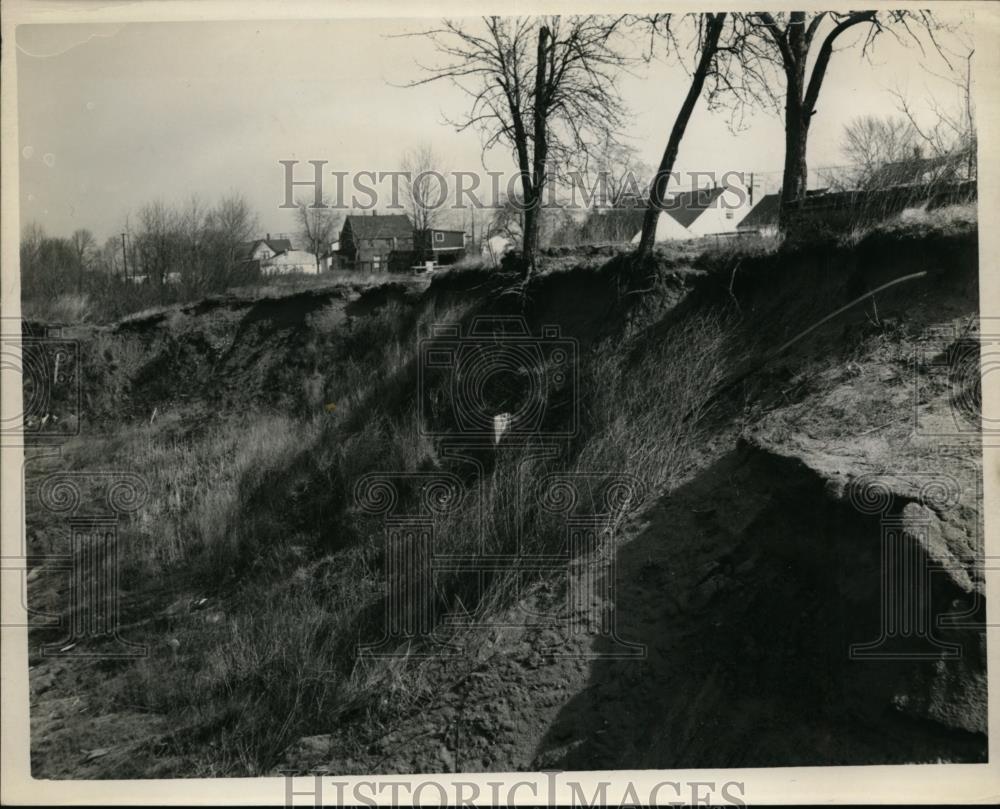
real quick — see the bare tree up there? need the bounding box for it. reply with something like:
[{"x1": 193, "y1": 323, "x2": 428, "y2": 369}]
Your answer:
[
  {"x1": 405, "y1": 15, "x2": 631, "y2": 275},
  {"x1": 745, "y1": 10, "x2": 950, "y2": 229},
  {"x1": 635, "y1": 13, "x2": 728, "y2": 257},
  {"x1": 135, "y1": 200, "x2": 180, "y2": 292},
  {"x1": 401, "y1": 143, "x2": 447, "y2": 230},
  {"x1": 295, "y1": 197, "x2": 340, "y2": 273},
  {"x1": 579, "y1": 139, "x2": 650, "y2": 209},
  {"x1": 70, "y1": 228, "x2": 95, "y2": 294},
  {"x1": 891, "y1": 45, "x2": 976, "y2": 164},
  {"x1": 207, "y1": 192, "x2": 258, "y2": 285},
  {"x1": 838, "y1": 115, "x2": 920, "y2": 187}
]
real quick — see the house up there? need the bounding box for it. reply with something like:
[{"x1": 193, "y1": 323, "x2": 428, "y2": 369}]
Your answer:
[
  {"x1": 737, "y1": 193, "x2": 782, "y2": 236},
  {"x1": 414, "y1": 228, "x2": 466, "y2": 269},
  {"x1": 628, "y1": 208, "x2": 693, "y2": 243},
  {"x1": 629, "y1": 180, "x2": 752, "y2": 243},
  {"x1": 338, "y1": 213, "x2": 414, "y2": 272},
  {"x1": 237, "y1": 234, "x2": 319, "y2": 275},
  {"x1": 865, "y1": 149, "x2": 973, "y2": 190},
  {"x1": 238, "y1": 235, "x2": 293, "y2": 265},
  {"x1": 319, "y1": 241, "x2": 341, "y2": 272},
  {"x1": 737, "y1": 188, "x2": 832, "y2": 236},
  {"x1": 263, "y1": 249, "x2": 319, "y2": 275}
]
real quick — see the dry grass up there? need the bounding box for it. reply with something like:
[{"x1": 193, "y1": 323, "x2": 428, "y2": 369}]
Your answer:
[
  {"x1": 30, "y1": 259, "x2": 739, "y2": 775},
  {"x1": 21, "y1": 292, "x2": 93, "y2": 324},
  {"x1": 841, "y1": 202, "x2": 978, "y2": 247}
]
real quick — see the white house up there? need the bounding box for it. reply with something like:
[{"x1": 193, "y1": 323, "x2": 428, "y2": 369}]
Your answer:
[
  {"x1": 629, "y1": 210, "x2": 693, "y2": 243},
  {"x1": 241, "y1": 236, "x2": 293, "y2": 264},
  {"x1": 630, "y1": 179, "x2": 753, "y2": 243},
  {"x1": 263, "y1": 249, "x2": 319, "y2": 275}
]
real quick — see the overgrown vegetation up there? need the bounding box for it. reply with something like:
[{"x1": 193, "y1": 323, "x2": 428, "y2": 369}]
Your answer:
[{"x1": 25, "y1": 208, "x2": 980, "y2": 774}]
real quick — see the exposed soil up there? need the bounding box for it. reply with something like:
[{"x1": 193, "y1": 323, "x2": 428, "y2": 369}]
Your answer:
[{"x1": 23, "y1": 223, "x2": 988, "y2": 777}]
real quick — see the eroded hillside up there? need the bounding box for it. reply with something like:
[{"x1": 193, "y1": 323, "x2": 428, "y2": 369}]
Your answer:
[{"x1": 23, "y1": 211, "x2": 986, "y2": 777}]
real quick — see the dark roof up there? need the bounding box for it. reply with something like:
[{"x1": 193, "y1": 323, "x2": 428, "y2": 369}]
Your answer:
[
  {"x1": 662, "y1": 186, "x2": 727, "y2": 228},
  {"x1": 737, "y1": 188, "x2": 830, "y2": 230},
  {"x1": 344, "y1": 214, "x2": 413, "y2": 239},
  {"x1": 236, "y1": 238, "x2": 293, "y2": 260},
  {"x1": 737, "y1": 193, "x2": 781, "y2": 230},
  {"x1": 866, "y1": 151, "x2": 969, "y2": 189}
]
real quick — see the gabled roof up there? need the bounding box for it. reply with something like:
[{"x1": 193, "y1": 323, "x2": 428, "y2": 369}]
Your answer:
[
  {"x1": 237, "y1": 238, "x2": 293, "y2": 260},
  {"x1": 737, "y1": 189, "x2": 829, "y2": 230},
  {"x1": 343, "y1": 214, "x2": 413, "y2": 240},
  {"x1": 662, "y1": 186, "x2": 727, "y2": 228},
  {"x1": 266, "y1": 238, "x2": 293, "y2": 253},
  {"x1": 737, "y1": 193, "x2": 782, "y2": 230}
]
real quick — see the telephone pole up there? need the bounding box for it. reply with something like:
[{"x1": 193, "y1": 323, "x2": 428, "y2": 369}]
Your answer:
[{"x1": 121, "y1": 232, "x2": 128, "y2": 282}]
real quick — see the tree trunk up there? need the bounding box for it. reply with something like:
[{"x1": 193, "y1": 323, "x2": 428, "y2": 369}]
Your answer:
[
  {"x1": 521, "y1": 25, "x2": 551, "y2": 278},
  {"x1": 636, "y1": 13, "x2": 726, "y2": 258},
  {"x1": 779, "y1": 70, "x2": 809, "y2": 231}
]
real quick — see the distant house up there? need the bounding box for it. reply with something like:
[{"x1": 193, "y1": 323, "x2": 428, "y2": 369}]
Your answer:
[
  {"x1": 414, "y1": 228, "x2": 466, "y2": 269},
  {"x1": 737, "y1": 189, "x2": 832, "y2": 236},
  {"x1": 737, "y1": 193, "x2": 782, "y2": 236},
  {"x1": 629, "y1": 208, "x2": 693, "y2": 243},
  {"x1": 339, "y1": 213, "x2": 414, "y2": 272},
  {"x1": 865, "y1": 149, "x2": 973, "y2": 190},
  {"x1": 236, "y1": 235, "x2": 317, "y2": 275},
  {"x1": 319, "y1": 241, "x2": 341, "y2": 273},
  {"x1": 630, "y1": 181, "x2": 752, "y2": 243},
  {"x1": 239, "y1": 236, "x2": 293, "y2": 264},
  {"x1": 265, "y1": 249, "x2": 319, "y2": 275}
]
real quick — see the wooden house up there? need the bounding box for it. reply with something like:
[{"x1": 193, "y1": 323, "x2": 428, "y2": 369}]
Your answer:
[
  {"x1": 414, "y1": 228, "x2": 466, "y2": 268},
  {"x1": 338, "y1": 213, "x2": 414, "y2": 272}
]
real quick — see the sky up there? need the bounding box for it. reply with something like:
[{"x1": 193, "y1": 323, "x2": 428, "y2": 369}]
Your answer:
[{"x1": 15, "y1": 12, "x2": 975, "y2": 244}]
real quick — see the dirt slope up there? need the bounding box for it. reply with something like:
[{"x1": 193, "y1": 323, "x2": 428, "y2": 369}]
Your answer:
[{"x1": 25, "y1": 218, "x2": 987, "y2": 777}]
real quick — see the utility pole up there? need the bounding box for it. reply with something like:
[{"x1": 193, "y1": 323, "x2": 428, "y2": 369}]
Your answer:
[{"x1": 121, "y1": 232, "x2": 129, "y2": 282}]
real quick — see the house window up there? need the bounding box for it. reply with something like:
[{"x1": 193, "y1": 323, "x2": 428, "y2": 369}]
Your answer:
[{"x1": 434, "y1": 231, "x2": 445, "y2": 243}]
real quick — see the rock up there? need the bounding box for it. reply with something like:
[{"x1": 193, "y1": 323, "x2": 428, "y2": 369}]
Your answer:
[{"x1": 899, "y1": 503, "x2": 974, "y2": 593}]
